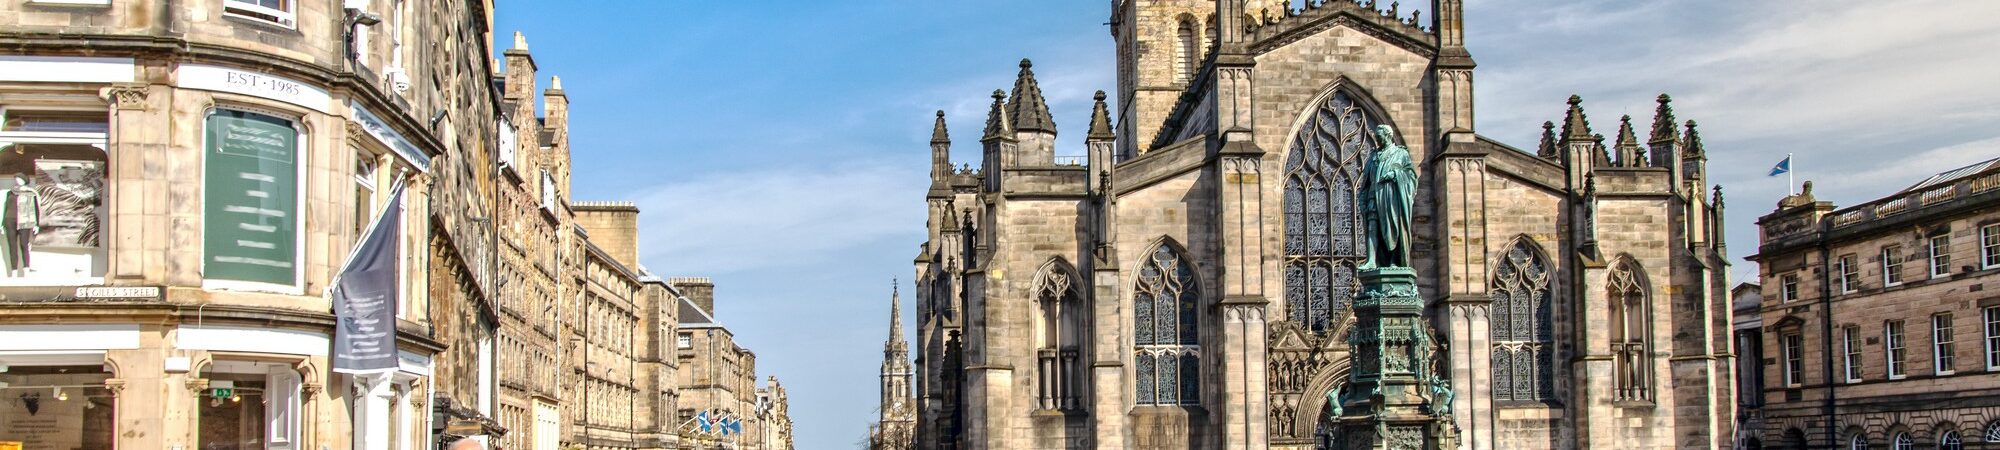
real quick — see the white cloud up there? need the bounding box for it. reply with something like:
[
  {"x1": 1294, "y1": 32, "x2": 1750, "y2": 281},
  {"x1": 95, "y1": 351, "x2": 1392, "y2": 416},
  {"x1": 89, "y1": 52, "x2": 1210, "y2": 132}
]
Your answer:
[
  {"x1": 632, "y1": 162, "x2": 927, "y2": 276},
  {"x1": 1466, "y1": 0, "x2": 2000, "y2": 269}
]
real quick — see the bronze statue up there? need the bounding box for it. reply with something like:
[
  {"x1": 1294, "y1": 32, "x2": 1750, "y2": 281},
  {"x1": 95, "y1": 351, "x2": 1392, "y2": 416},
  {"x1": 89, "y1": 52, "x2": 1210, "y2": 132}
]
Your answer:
[{"x1": 1359, "y1": 125, "x2": 1416, "y2": 270}]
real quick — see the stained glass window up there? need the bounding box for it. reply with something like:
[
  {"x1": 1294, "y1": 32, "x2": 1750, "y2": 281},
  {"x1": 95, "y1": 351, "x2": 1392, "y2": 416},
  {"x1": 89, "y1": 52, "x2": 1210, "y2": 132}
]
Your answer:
[
  {"x1": 1134, "y1": 242, "x2": 1200, "y2": 405},
  {"x1": 1609, "y1": 258, "x2": 1652, "y2": 401},
  {"x1": 1284, "y1": 90, "x2": 1381, "y2": 335},
  {"x1": 1490, "y1": 240, "x2": 1553, "y2": 402}
]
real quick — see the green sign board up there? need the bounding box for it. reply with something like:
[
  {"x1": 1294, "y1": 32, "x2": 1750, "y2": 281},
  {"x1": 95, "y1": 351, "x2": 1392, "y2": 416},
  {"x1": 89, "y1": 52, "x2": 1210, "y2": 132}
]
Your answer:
[
  {"x1": 210, "y1": 388, "x2": 234, "y2": 399},
  {"x1": 203, "y1": 110, "x2": 300, "y2": 287}
]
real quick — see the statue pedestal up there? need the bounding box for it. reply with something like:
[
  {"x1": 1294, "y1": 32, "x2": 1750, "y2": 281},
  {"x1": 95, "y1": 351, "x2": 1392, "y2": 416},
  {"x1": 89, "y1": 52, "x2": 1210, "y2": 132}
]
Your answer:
[{"x1": 1331, "y1": 268, "x2": 1457, "y2": 450}]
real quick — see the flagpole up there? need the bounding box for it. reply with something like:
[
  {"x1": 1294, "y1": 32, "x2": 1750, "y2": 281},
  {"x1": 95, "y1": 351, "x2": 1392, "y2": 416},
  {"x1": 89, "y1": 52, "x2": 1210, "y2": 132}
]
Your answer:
[{"x1": 1788, "y1": 152, "x2": 1795, "y2": 194}]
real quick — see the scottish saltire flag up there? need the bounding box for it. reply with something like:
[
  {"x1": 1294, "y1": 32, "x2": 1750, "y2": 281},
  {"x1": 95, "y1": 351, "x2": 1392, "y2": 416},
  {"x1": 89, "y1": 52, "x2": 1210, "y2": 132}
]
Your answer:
[
  {"x1": 1769, "y1": 156, "x2": 1791, "y2": 176},
  {"x1": 728, "y1": 418, "x2": 742, "y2": 435},
  {"x1": 697, "y1": 410, "x2": 712, "y2": 433}
]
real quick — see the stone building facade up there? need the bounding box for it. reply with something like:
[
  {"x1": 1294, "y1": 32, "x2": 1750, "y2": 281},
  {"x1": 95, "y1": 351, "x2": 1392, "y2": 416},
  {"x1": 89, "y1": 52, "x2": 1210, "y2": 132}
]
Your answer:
[
  {"x1": 1729, "y1": 282, "x2": 1767, "y2": 449},
  {"x1": 910, "y1": 1, "x2": 1737, "y2": 449},
  {"x1": 1743, "y1": 159, "x2": 2000, "y2": 449},
  {"x1": 0, "y1": 1, "x2": 703, "y2": 449},
  {"x1": 0, "y1": 0, "x2": 487, "y2": 448},
  {"x1": 672, "y1": 277, "x2": 794, "y2": 450}
]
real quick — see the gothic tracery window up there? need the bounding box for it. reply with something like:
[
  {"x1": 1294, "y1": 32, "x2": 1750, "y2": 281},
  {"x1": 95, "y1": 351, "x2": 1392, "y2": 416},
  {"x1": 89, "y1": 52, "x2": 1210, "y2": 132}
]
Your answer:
[
  {"x1": 1609, "y1": 257, "x2": 1653, "y2": 401},
  {"x1": 1033, "y1": 259, "x2": 1085, "y2": 411},
  {"x1": 1135, "y1": 243, "x2": 1200, "y2": 406},
  {"x1": 1490, "y1": 239, "x2": 1553, "y2": 402},
  {"x1": 1284, "y1": 89, "x2": 1382, "y2": 334}
]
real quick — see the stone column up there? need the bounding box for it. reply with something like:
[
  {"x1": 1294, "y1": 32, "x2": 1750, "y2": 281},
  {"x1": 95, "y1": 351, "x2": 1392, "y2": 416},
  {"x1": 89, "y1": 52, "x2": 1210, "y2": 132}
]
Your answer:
[
  {"x1": 1218, "y1": 150, "x2": 1269, "y2": 450},
  {"x1": 1572, "y1": 261, "x2": 1614, "y2": 449},
  {"x1": 105, "y1": 342, "x2": 166, "y2": 450},
  {"x1": 1434, "y1": 152, "x2": 1491, "y2": 450},
  {"x1": 354, "y1": 372, "x2": 397, "y2": 449},
  {"x1": 1090, "y1": 264, "x2": 1126, "y2": 450},
  {"x1": 98, "y1": 83, "x2": 163, "y2": 283}
]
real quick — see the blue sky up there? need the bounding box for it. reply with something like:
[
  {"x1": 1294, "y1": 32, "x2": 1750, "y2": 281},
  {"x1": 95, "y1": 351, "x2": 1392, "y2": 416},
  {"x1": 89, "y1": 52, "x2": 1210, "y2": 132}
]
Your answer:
[{"x1": 494, "y1": 1, "x2": 2000, "y2": 448}]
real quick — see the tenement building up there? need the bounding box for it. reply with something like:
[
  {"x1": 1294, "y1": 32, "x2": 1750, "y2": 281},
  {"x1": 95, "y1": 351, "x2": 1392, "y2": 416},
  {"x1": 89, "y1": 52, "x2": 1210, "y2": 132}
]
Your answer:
[
  {"x1": 0, "y1": 0, "x2": 489, "y2": 448},
  {"x1": 673, "y1": 277, "x2": 796, "y2": 450},
  {"x1": 1744, "y1": 159, "x2": 2000, "y2": 449},
  {"x1": 0, "y1": 1, "x2": 706, "y2": 449},
  {"x1": 909, "y1": 0, "x2": 1738, "y2": 449}
]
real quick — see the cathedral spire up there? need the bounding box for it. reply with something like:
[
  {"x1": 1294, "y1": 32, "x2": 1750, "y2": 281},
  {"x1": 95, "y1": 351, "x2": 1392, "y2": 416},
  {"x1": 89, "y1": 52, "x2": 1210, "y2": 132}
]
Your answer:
[
  {"x1": 1649, "y1": 94, "x2": 1680, "y2": 144},
  {"x1": 1536, "y1": 121, "x2": 1558, "y2": 160},
  {"x1": 932, "y1": 110, "x2": 951, "y2": 144},
  {"x1": 886, "y1": 279, "x2": 906, "y2": 354},
  {"x1": 1087, "y1": 90, "x2": 1114, "y2": 140},
  {"x1": 982, "y1": 90, "x2": 1012, "y2": 141},
  {"x1": 1683, "y1": 119, "x2": 1706, "y2": 157},
  {"x1": 1006, "y1": 59, "x2": 1056, "y2": 134},
  {"x1": 1615, "y1": 115, "x2": 1642, "y2": 167},
  {"x1": 931, "y1": 111, "x2": 952, "y2": 185},
  {"x1": 1559, "y1": 95, "x2": 1594, "y2": 145}
]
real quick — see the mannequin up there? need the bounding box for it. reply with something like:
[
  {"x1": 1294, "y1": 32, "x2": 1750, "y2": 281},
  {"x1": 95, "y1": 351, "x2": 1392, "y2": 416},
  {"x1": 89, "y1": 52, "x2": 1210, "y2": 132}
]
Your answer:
[{"x1": 3, "y1": 174, "x2": 39, "y2": 276}]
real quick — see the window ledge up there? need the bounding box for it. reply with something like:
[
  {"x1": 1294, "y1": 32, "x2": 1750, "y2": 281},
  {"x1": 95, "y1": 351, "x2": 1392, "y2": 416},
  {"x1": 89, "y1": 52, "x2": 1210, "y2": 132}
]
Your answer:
[
  {"x1": 1030, "y1": 408, "x2": 1089, "y2": 418},
  {"x1": 0, "y1": 276, "x2": 105, "y2": 287},
  {"x1": 1611, "y1": 400, "x2": 1656, "y2": 409},
  {"x1": 1493, "y1": 400, "x2": 1562, "y2": 409}
]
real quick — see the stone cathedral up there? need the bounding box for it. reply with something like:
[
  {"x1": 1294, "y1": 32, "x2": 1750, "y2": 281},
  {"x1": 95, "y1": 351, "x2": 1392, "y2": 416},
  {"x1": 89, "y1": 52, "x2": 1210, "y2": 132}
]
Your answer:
[{"x1": 907, "y1": 1, "x2": 1737, "y2": 449}]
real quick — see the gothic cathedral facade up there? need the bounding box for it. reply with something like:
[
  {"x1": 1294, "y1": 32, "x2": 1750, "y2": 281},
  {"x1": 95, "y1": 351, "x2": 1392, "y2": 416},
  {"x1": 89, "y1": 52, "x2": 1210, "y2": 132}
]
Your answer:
[{"x1": 909, "y1": 1, "x2": 1737, "y2": 449}]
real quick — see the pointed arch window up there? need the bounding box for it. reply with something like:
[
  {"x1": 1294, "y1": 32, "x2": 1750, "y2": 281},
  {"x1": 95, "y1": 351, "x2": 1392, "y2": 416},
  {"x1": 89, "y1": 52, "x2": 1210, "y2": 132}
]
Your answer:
[
  {"x1": 1609, "y1": 258, "x2": 1653, "y2": 401},
  {"x1": 1135, "y1": 243, "x2": 1199, "y2": 405},
  {"x1": 1033, "y1": 259, "x2": 1085, "y2": 411},
  {"x1": 1284, "y1": 89, "x2": 1382, "y2": 334},
  {"x1": 1490, "y1": 240, "x2": 1553, "y2": 402}
]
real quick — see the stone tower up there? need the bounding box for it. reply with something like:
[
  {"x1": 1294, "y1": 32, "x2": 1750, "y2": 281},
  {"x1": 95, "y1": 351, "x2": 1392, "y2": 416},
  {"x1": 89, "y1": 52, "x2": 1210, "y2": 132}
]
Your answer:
[
  {"x1": 875, "y1": 282, "x2": 917, "y2": 449},
  {"x1": 1110, "y1": 0, "x2": 1213, "y2": 157}
]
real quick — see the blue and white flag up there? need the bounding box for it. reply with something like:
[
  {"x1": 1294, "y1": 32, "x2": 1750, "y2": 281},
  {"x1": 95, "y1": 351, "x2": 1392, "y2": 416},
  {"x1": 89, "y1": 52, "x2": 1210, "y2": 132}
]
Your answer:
[
  {"x1": 1769, "y1": 156, "x2": 1791, "y2": 177},
  {"x1": 331, "y1": 183, "x2": 405, "y2": 374},
  {"x1": 697, "y1": 410, "x2": 713, "y2": 433}
]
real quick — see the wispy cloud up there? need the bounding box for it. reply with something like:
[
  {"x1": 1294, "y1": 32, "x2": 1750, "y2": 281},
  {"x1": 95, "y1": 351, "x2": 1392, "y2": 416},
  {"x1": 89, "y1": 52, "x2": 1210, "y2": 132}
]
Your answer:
[
  {"x1": 633, "y1": 161, "x2": 927, "y2": 276},
  {"x1": 1469, "y1": 0, "x2": 2000, "y2": 282}
]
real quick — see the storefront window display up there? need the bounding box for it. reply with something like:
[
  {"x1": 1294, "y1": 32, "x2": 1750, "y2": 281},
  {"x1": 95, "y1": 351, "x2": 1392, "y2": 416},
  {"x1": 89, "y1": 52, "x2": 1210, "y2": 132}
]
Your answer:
[
  {"x1": 0, "y1": 108, "x2": 109, "y2": 282},
  {"x1": 0, "y1": 364, "x2": 117, "y2": 449}
]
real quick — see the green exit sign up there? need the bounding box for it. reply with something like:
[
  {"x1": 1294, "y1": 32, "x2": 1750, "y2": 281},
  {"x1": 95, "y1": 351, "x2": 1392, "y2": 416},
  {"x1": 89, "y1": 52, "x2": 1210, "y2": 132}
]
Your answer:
[{"x1": 210, "y1": 388, "x2": 234, "y2": 399}]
